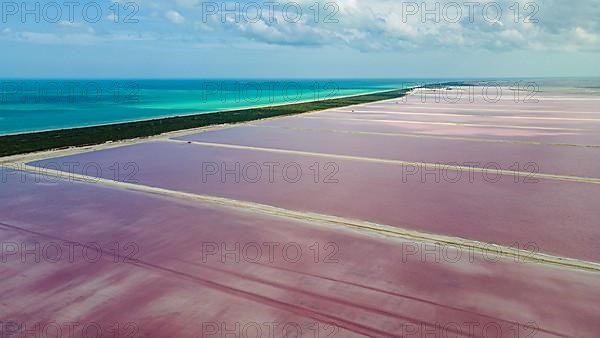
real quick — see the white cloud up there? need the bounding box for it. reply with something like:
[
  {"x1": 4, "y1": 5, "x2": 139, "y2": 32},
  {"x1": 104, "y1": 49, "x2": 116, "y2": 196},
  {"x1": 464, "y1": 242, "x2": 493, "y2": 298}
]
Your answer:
[
  {"x1": 57, "y1": 21, "x2": 96, "y2": 34},
  {"x1": 166, "y1": 10, "x2": 185, "y2": 24},
  {"x1": 3, "y1": 0, "x2": 599, "y2": 53},
  {"x1": 575, "y1": 27, "x2": 599, "y2": 44}
]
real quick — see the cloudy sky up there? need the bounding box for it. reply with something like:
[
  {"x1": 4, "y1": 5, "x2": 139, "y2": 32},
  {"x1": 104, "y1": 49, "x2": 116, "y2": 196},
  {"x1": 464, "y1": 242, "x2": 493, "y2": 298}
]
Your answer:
[{"x1": 1, "y1": 0, "x2": 599, "y2": 78}]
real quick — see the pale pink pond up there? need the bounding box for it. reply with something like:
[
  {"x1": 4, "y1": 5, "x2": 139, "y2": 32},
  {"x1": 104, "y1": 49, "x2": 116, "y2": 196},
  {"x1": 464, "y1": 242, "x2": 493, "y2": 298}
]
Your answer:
[
  {"x1": 258, "y1": 117, "x2": 600, "y2": 146},
  {"x1": 175, "y1": 125, "x2": 600, "y2": 179}
]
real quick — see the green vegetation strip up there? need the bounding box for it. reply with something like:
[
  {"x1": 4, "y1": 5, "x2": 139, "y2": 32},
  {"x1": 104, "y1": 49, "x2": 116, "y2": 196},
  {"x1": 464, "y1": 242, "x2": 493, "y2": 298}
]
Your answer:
[{"x1": 0, "y1": 89, "x2": 410, "y2": 157}]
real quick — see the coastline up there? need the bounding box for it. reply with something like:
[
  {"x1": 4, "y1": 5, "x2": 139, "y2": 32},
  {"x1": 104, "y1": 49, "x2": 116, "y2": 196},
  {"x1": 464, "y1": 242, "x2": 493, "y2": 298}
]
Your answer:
[{"x1": 0, "y1": 87, "x2": 413, "y2": 158}]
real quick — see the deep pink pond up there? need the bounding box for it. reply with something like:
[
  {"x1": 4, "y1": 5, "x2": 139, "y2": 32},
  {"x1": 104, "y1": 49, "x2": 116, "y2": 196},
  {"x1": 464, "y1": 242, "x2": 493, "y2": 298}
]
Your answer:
[{"x1": 1, "y1": 172, "x2": 598, "y2": 337}]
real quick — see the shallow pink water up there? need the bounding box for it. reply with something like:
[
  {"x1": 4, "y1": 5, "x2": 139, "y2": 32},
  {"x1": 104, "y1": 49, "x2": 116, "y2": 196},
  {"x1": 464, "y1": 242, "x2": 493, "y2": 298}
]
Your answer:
[
  {"x1": 258, "y1": 117, "x2": 600, "y2": 146},
  {"x1": 1, "y1": 173, "x2": 598, "y2": 337}
]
